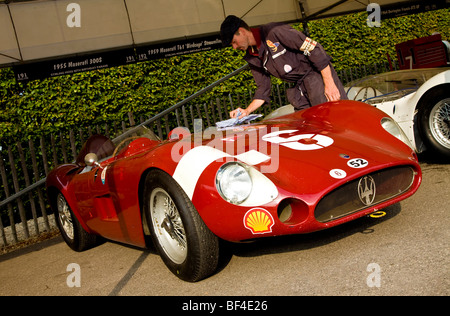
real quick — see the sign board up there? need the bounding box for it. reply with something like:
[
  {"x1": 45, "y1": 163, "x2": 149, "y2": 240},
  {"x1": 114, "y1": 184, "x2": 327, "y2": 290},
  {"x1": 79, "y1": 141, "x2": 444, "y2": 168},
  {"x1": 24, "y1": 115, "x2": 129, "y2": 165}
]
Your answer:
[
  {"x1": 13, "y1": 34, "x2": 222, "y2": 81},
  {"x1": 1, "y1": 0, "x2": 448, "y2": 81}
]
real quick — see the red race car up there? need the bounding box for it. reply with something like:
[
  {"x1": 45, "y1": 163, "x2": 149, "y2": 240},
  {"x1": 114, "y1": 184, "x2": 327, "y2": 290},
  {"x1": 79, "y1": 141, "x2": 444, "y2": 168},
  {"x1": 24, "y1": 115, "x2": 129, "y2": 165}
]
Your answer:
[{"x1": 46, "y1": 100, "x2": 422, "y2": 282}]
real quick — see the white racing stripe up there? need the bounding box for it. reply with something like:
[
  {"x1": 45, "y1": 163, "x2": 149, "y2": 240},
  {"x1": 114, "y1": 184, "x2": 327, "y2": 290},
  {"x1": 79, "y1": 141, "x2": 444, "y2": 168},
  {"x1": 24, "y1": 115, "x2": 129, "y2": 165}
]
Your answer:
[{"x1": 172, "y1": 146, "x2": 270, "y2": 199}]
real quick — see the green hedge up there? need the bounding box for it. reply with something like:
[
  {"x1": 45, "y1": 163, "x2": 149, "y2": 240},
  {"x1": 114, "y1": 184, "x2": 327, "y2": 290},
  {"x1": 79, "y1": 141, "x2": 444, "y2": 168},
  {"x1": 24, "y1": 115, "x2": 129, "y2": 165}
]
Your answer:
[
  {"x1": 308, "y1": 8, "x2": 450, "y2": 69},
  {"x1": 1, "y1": 8, "x2": 449, "y2": 144}
]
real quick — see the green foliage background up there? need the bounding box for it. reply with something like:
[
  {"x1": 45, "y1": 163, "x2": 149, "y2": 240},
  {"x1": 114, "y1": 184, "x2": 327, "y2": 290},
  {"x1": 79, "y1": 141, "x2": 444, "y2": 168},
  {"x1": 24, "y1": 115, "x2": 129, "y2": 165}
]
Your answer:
[{"x1": 1, "y1": 8, "x2": 449, "y2": 144}]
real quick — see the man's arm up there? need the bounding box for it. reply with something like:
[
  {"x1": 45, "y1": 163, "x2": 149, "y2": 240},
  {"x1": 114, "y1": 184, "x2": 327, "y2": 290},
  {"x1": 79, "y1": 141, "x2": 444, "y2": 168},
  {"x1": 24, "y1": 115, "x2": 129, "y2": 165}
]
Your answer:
[{"x1": 229, "y1": 62, "x2": 271, "y2": 118}]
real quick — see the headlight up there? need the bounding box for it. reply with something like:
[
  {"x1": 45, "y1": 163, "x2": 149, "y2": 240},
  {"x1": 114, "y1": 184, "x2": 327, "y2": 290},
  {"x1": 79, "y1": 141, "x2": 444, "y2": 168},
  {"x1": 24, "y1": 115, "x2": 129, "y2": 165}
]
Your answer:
[
  {"x1": 381, "y1": 117, "x2": 413, "y2": 148},
  {"x1": 216, "y1": 162, "x2": 252, "y2": 204}
]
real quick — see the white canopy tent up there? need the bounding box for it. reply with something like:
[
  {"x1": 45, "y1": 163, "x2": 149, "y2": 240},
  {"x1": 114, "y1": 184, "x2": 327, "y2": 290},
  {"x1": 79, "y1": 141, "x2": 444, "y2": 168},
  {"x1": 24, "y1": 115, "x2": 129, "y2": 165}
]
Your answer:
[{"x1": 0, "y1": 0, "x2": 446, "y2": 80}]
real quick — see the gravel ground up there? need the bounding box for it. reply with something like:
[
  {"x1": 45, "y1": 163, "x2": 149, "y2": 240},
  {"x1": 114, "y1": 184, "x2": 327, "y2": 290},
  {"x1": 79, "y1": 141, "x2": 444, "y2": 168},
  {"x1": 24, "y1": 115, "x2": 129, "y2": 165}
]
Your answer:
[{"x1": 1, "y1": 214, "x2": 58, "y2": 252}]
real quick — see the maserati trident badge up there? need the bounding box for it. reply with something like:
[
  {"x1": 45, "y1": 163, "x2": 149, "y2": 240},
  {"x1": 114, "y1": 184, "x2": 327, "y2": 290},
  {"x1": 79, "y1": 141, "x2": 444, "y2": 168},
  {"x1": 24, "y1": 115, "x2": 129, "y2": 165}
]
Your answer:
[{"x1": 358, "y1": 175, "x2": 376, "y2": 206}]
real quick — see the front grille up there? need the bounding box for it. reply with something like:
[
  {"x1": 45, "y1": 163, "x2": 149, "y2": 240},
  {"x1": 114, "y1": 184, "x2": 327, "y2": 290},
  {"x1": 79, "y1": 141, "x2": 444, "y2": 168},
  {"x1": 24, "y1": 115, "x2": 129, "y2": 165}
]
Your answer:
[{"x1": 315, "y1": 166, "x2": 415, "y2": 223}]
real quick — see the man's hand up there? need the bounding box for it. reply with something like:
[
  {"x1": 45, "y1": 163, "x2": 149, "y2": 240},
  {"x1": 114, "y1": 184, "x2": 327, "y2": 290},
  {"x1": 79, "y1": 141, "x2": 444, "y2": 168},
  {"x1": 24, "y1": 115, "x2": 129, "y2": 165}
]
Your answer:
[
  {"x1": 321, "y1": 65, "x2": 341, "y2": 102},
  {"x1": 230, "y1": 107, "x2": 248, "y2": 119},
  {"x1": 229, "y1": 99, "x2": 265, "y2": 119},
  {"x1": 324, "y1": 82, "x2": 341, "y2": 102}
]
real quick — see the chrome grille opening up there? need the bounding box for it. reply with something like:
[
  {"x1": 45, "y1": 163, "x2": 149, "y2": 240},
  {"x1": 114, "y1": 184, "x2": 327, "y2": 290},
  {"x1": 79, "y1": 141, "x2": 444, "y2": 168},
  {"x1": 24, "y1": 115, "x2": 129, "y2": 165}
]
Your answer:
[{"x1": 315, "y1": 166, "x2": 415, "y2": 223}]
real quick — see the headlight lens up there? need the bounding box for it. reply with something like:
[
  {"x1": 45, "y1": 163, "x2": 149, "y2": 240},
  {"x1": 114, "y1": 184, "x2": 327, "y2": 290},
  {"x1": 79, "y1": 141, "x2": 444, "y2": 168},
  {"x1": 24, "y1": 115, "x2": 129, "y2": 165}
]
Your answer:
[
  {"x1": 381, "y1": 117, "x2": 413, "y2": 148},
  {"x1": 216, "y1": 162, "x2": 252, "y2": 204}
]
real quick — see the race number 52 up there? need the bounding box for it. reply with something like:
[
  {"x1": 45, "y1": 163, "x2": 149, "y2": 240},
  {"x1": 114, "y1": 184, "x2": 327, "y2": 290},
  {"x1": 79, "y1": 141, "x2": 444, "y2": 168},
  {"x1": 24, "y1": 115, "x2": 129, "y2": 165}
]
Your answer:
[{"x1": 347, "y1": 158, "x2": 369, "y2": 168}]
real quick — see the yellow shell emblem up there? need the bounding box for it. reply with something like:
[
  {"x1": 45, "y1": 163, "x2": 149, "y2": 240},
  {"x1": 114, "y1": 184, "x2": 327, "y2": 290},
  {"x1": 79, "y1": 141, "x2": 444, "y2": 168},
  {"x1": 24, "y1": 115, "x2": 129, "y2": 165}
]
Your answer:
[{"x1": 244, "y1": 208, "x2": 274, "y2": 234}]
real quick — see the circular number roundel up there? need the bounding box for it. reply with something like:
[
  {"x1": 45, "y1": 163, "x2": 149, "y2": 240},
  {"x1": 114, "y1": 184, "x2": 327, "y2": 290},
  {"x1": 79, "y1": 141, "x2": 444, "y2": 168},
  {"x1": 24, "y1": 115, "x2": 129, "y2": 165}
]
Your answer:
[
  {"x1": 347, "y1": 158, "x2": 369, "y2": 168},
  {"x1": 329, "y1": 169, "x2": 347, "y2": 179}
]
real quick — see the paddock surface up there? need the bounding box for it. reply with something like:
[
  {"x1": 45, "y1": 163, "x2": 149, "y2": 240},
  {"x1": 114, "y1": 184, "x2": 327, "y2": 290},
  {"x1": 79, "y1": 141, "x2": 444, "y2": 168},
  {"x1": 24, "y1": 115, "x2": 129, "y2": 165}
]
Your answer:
[{"x1": 0, "y1": 158, "x2": 448, "y2": 297}]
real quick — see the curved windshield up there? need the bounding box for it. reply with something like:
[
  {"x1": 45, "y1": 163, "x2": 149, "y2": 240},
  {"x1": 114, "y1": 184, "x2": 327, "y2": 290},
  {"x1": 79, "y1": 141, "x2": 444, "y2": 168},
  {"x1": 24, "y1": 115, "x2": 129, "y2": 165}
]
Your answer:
[
  {"x1": 111, "y1": 125, "x2": 161, "y2": 157},
  {"x1": 346, "y1": 68, "x2": 447, "y2": 103},
  {"x1": 112, "y1": 125, "x2": 160, "y2": 147},
  {"x1": 77, "y1": 125, "x2": 161, "y2": 167}
]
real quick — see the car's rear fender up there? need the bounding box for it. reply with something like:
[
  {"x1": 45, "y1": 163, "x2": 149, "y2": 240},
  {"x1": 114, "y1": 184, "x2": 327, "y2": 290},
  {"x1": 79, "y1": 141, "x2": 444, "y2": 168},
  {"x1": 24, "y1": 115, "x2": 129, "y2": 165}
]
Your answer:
[{"x1": 46, "y1": 164, "x2": 94, "y2": 234}]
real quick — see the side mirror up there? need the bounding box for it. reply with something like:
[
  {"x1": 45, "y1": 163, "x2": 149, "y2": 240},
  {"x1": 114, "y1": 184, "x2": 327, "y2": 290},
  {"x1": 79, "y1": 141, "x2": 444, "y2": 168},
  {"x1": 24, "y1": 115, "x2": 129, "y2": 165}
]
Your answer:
[{"x1": 84, "y1": 153, "x2": 101, "y2": 167}]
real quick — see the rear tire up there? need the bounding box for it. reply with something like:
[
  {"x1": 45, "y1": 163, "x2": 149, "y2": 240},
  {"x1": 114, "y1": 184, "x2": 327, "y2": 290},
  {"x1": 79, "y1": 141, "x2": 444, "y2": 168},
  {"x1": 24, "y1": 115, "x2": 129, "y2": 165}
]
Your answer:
[
  {"x1": 55, "y1": 193, "x2": 98, "y2": 252},
  {"x1": 143, "y1": 170, "x2": 219, "y2": 282}
]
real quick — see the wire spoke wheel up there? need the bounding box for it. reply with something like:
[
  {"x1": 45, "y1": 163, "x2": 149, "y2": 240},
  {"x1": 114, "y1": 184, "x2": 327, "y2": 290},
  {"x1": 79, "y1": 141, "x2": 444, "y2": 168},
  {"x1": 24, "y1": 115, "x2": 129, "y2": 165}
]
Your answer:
[
  {"x1": 150, "y1": 188, "x2": 188, "y2": 264},
  {"x1": 144, "y1": 170, "x2": 219, "y2": 282},
  {"x1": 419, "y1": 92, "x2": 450, "y2": 159},
  {"x1": 57, "y1": 193, "x2": 74, "y2": 240},
  {"x1": 429, "y1": 98, "x2": 450, "y2": 150}
]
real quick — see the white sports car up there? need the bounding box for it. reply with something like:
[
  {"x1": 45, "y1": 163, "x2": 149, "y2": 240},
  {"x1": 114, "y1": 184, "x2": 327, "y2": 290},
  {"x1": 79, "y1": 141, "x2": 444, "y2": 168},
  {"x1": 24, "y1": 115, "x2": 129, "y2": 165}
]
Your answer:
[{"x1": 346, "y1": 68, "x2": 450, "y2": 159}]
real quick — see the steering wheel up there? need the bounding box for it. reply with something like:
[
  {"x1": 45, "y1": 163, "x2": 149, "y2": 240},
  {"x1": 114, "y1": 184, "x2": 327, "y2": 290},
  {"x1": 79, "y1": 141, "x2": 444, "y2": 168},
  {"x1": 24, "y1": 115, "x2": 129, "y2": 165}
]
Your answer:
[
  {"x1": 112, "y1": 136, "x2": 141, "y2": 157},
  {"x1": 353, "y1": 86, "x2": 377, "y2": 100}
]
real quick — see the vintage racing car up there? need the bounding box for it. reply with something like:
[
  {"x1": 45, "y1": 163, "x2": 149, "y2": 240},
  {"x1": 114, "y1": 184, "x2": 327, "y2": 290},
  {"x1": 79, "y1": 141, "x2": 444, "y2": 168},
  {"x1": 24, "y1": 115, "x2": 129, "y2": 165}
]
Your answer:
[
  {"x1": 346, "y1": 68, "x2": 450, "y2": 159},
  {"x1": 46, "y1": 100, "x2": 422, "y2": 282}
]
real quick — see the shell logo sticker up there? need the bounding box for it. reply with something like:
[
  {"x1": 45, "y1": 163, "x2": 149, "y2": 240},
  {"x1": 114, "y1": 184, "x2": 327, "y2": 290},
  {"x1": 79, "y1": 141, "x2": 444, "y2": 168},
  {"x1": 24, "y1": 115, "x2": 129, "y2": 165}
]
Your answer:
[{"x1": 244, "y1": 208, "x2": 274, "y2": 234}]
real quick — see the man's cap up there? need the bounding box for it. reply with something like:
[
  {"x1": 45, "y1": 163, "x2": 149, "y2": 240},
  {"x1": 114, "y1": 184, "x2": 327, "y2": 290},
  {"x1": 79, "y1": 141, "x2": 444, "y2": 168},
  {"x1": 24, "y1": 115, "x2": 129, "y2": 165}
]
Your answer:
[{"x1": 220, "y1": 15, "x2": 242, "y2": 47}]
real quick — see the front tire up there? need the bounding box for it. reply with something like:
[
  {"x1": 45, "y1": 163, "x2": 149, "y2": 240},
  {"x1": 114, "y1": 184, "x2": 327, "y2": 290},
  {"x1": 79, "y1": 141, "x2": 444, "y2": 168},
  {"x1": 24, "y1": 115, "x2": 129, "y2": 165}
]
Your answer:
[
  {"x1": 418, "y1": 93, "x2": 450, "y2": 159},
  {"x1": 144, "y1": 170, "x2": 219, "y2": 282}
]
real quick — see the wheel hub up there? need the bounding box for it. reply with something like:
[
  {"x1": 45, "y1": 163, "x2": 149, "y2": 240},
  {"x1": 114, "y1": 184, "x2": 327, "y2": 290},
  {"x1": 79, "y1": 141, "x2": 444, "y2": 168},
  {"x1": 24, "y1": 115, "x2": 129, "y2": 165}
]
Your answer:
[{"x1": 161, "y1": 214, "x2": 176, "y2": 240}]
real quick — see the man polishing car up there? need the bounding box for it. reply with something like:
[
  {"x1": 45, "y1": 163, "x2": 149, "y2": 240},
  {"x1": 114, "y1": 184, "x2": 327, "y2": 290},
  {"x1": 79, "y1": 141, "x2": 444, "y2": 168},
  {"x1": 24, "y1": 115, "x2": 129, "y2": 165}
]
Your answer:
[{"x1": 220, "y1": 15, "x2": 347, "y2": 119}]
